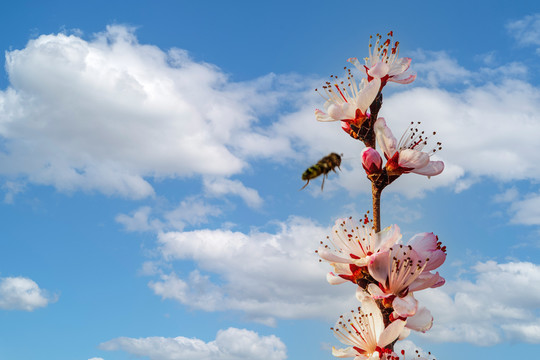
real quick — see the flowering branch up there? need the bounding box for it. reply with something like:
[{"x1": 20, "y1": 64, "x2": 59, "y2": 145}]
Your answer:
[{"x1": 313, "y1": 31, "x2": 447, "y2": 360}]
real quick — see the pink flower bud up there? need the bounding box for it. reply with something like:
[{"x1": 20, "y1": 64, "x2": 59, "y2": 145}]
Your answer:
[{"x1": 361, "y1": 147, "x2": 382, "y2": 174}]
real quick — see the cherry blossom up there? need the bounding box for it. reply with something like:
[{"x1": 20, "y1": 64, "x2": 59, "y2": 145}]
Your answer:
[
  {"x1": 362, "y1": 147, "x2": 383, "y2": 175},
  {"x1": 315, "y1": 74, "x2": 381, "y2": 132},
  {"x1": 318, "y1": 217, "x2": 401, "y2": 285},
  {"x1": 332, "y1": 296, "x2": 405, "y2": 360},
  {"x1": 366, "y1": 242, "x2": 445, "y2": 317},
  {"x1": 348, "y1": 31, "x2": 416, "y2": 90},
  {"x1": 374, "y1": 118, "x2": 444, "y2": 177}
]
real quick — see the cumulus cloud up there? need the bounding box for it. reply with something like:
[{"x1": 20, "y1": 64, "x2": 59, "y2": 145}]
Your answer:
[
  {"x1": 0, "y1": 276, "x2": 56, "y2": 311},
  {"x1": 417, "y1": 260, "x2": 540, "y2": 346},
  {"x1": 0, "y1": 26, "x2": 304, "y2": 199},
  {"x1": 99, "y1": 327, "x2": 287, "y2": 360},
  {"x1": 148, "y1": 216, "x2": 356, "y2": 325}
]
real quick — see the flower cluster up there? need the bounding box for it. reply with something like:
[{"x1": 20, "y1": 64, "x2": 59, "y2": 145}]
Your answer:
[{"x1": 313, "y1": 32, "x2": 447, "y2": 360}]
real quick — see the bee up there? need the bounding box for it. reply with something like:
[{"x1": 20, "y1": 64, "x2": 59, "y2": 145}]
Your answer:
[{"x1": 301, "y1": 152, "x2": 342, "y2": 190}]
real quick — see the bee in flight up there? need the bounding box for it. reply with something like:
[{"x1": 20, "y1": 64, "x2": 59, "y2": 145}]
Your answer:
[{"x1": 301, "y1": 152, "x2": 342, "y2": 190}]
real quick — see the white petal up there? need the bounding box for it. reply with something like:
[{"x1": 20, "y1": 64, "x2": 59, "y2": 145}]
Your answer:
[
  {"x1": 359, "y1": 296, "x2": 384, "y2": 337},
  {"x1": 367, "y1": 283, "x2": 387, "y2": 299},
  {"x1": 327, "y1": 272, "x2": 349, "y2": 285},
  {"x1": 355, "y1": 78, "x2": 381, "y2": 112},
  {"x1": 388, "y1": 57, "x2": 412, "y2": 76},
  {"x1": 347, "y1": 57, "x2": 364, "y2": 73},
  {"x1": 315, "y1": 109, "x2": 336, "y2": 122},
  {"x1": 398, "y1": 149, "x2": 429, "y2": 169},
  {"x1": 318, "y1": 248, "x2": 354, "y2": 264},
  {"x1": 406, "y1": 307, "x2": 433, "y2": 332},
  {"x1": 333, "y1": 346, "x2": 359, "y2": 358},
  {"x1": 398, "y1": 327, "x2": 411, "y2": 340},
  {"x1": 377, "y1": 319, "x2": 405, "y2": 347},
  {"x1": 328, "y1": 103, "x2": 347, "y2": 120},
  {"x1": 393, "y1": 293, "x2": 418, "y2": 317},
  {"x1": 412, "y1": 160, "x2": 444, "y2": 176},
  {"x1": 374, "y1": 117, "x2": 396, "y2": 158},
  {"x1": 368, "y1": 61, "x2": 390, "y2": 78}
]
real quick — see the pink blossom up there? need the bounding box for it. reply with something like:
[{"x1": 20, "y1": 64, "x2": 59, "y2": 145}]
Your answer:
[
  {"x1": 348, "y1": 31, "x2": 416, "y2": 90},
  {"x1": 366, "y1": 239, "x2": 446, "y2": 317},
  {"x1": 332, "y1": 296, "x2": 405, "y2": 360},
  {"x1": 361, "y1": 147, "x2": 383, "y2": 175},
  {"x1": 315, "y1": 74, "x2": 381, "y2": 131},
  {"x1": 374, "y1": 118, "x2": 444, "y2": 177},
  {"x1": 318, "y1": 217, "x2": 401, "y2": 285}
]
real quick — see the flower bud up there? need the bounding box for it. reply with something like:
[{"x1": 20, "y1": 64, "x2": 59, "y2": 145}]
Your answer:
[{"x1": 361, "y1": 147, "x2": 382, "y2": 175}]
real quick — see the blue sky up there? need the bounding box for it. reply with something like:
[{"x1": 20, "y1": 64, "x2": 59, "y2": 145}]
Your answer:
[{"x1": 1, "y1": 1, "x2": 540, "y2": 359}]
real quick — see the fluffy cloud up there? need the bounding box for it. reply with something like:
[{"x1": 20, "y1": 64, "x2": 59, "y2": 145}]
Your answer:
[
  {"x1": 0, "y1": 276, "x2": 56, "y2": 311},
  {"x1": 100, "y1": 327, "x2": 286, "y2": 360},
  {"x1": 148, "y1": 216, "x2": 356, "y2": 325},
  {"x1": 0, "y1": 26, "x2": 303, "y2": 199},
  {"x1": 417, "y1": 261, "x2": 540, "y2": 346}
]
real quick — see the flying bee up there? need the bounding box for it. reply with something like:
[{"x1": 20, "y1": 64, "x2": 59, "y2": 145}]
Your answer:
[{"x1": 301, "y1": 152, "x2": 342, "y2": 190}]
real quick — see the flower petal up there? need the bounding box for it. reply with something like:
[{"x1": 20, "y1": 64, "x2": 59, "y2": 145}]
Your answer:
[
  {"x1": 374, "y1": 117, "x2": 396, "y2": 158},
  {"x1": 355, "y1": 78, "x2": 381, "y2": 113},
  {"x1": 405, "y1": 307, "x2": 433, "y2": 332},
  {"x1": 315, "y1": 109, "x2": 335, "y2": 122},
  {"x1": 367, "y1": 251, "x2": 391, "y2": 285},
  {"x1": 377, "y1": 319, "x2": 406, "y2": 348},
  {"x1": 318, "y1": 247, "x2": 355, "y2": 264},
  {"x1": 333, "y1": 346, "x2": 360, "y2": 358},
  {"x1": 393, "y1": 293, "x2": 418, "y2": 317},
  {"x1": 411, "y1": 160, "x2": 444, "y2": 177},
  {"x1": 398, "y1": 149, "x2": 429, "y2": 170},
  {"x1": 368, "y1": 62, "x2": 390, "y2": 79},
  {"x1": 327, "y1": 272, "x2": 349, "y2": 285}
]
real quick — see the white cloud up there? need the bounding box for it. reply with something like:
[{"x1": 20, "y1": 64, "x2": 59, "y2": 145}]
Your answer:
[
  {"x1": 0, "y1": 26, "x2": 303, "y2": 199},
  {"x1": 507, "y1": 13, "x2": 540, "y2": 47},
  {"x1": 412, "y1": 50, "x2": 472, "y2": 86},
  {"x1": 0, "y1": 276, "x2": 56, "y2": 311},
  {"x1": 88, "y1": 358, "x2": 104, "y2": 360},
  {"x1": 116, "y1": 198, "x2": 222, "y2": 232},
  {"x1": 148, "y1": 216, "x2": 356, "y2": 325},
  {"x1": 417, "y1": 260, "x2": 540, "y2": 345},
  {"x1": 115, "y1": 206, "x2": 164, "y2": 232},
  {"x1": 99, "y1": 327, "x2": 286, "y2": 360},
  {"x1": 509, "y1": 193, "x2": 540, "y2": 225},
  {"x1": 203, "y1": 177, "x2": 263, "y2": 208}
]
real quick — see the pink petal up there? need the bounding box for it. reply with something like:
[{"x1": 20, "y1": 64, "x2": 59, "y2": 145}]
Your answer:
[
  {"x1": 388, "y1": 57, "x2": 412, "y2": 76},
  {"x1": 374, "y1": 224, "x2": 402, "y2": 253},
  {"x1": 393, "y1": 293, "x2": 418, "y2": 317},
  {"x1": 374, "y1": 117, "x2": 397, "y2": 158},
  {"x1": 405, "y1": 307, "x2": 433, "y2": 332},
  {"x1": 389, "y1": 73, "x2": 416, "y2": 84},
  {"x1": 407, "y1": 233, "x2": 446, "y2": 271},
  {"x1": 377, "y1": 319, "x2": 406, "y2": 348},
  {"x1": 367, "y1": 250, "x2": 391, "y2": 285},
  {"x1": 367, "y1": 283, "x2": 388, "y2": 299},
  {"x1": 411, "y1": 160, "x2": 444, "y2": 176},
  {"x1": 368, "y1": 61, "x2": 390, "y2": 79},
  {"x1": 408, "y1": 272, "x2": 444, "y2": 292}
]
